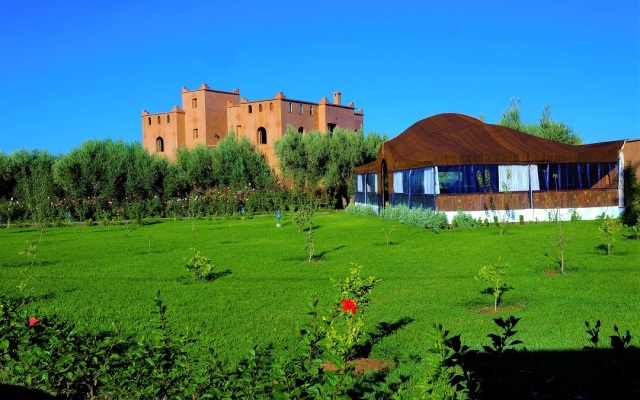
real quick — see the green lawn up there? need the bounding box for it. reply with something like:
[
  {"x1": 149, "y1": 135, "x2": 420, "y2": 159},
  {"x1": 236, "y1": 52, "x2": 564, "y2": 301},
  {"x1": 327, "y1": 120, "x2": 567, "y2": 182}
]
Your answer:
[{"x1": 1, "y1": 213, "x2": 639, "y2": 364}]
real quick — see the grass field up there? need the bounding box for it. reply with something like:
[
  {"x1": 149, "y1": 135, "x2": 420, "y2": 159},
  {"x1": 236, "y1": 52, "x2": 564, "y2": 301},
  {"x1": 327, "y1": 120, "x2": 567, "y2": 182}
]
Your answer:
[{"x1": 1, "y1": 213, "x2": 639, "y2": 365}]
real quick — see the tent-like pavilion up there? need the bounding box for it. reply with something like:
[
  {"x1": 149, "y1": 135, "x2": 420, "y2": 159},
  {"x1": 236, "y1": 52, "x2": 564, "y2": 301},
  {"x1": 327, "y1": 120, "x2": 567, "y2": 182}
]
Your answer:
[{"x1": 354, "y1": 113, "x2": 629, "y2": 221}]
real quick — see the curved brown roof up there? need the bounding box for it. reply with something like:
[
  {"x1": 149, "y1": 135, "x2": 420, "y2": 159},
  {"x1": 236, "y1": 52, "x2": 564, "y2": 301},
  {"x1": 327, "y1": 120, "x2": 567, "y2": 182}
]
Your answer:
[{"x1": 356, "y1": 113, "x2": 623, "y2": 173}]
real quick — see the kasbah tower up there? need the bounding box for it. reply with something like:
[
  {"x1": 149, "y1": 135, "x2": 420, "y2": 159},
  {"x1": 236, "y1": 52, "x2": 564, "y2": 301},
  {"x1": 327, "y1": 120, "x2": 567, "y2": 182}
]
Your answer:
[{"x1": 142, "y1": 84, "x2": 364, "y2": 169}]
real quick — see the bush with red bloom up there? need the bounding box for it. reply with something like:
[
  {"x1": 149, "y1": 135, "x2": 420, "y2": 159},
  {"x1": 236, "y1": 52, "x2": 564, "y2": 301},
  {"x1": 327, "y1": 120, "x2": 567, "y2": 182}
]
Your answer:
[
  {"x1": 340, "y1": 299, "x2": 358, "y2": 315},
  {"x1": 29, "y1": 317, "x2": 39, "y2": 326}
]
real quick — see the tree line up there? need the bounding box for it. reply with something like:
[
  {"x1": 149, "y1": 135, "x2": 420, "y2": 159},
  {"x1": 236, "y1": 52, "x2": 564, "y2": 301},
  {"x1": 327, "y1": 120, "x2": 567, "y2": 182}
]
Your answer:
[{"x1": 0, "y1": 127, "x2": 385, "y2": 225}]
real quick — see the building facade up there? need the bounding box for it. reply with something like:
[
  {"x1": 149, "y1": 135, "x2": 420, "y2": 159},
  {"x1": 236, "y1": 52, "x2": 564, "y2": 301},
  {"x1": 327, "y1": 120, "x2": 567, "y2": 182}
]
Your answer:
[{"x1": 142, "y1": 84, "x2": 364, "y2": 167}]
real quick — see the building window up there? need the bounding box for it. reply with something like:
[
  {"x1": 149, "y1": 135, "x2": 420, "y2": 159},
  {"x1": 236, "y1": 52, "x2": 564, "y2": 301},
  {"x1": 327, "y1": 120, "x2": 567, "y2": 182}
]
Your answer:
[
  {"x1": 309, "y1": 105, "x2": 313, "y2": 115},
  {"x1": 298, "y1": 127, "x2": 304, "y2": 134},
  {"x1": 248, "y1": 105, "x2": 253, "y2": 114},
  {"x1": 157, "y1": 115, "x2": 161, "y2": 124},
  {"x1": 269, "y1": 102, "x2": 274, "y2": 111},
  {"x1": 156, "y1": 137, "x2": 164, "y2": 152},
  {"x1": 327, "y1": 123, "x2": 337, "y2": 133},
  {"x1": 258, "y1": 127, "x2": 267, "y2": 144},
  {"x1": 298, "y1": 104, "x2": 303, "y2": 114},
  {"x1": 147, "y1": 117, "x2": 151, "y2": 125},
  {"x1": 193, "y1": 129, "x2": 198, "y2": 139},
  {"x1": 288, "y1": 102, "x2": 292, "y2": 113},
  {"x1": 258, "y1": 103, "x2": 263, "y2": 112},
  {"x1": 167, "y1": 114, "x2": 170, "y2": 123},
  {"x1": 192, "y1": 98, "x2": 198, "y2": 108}
]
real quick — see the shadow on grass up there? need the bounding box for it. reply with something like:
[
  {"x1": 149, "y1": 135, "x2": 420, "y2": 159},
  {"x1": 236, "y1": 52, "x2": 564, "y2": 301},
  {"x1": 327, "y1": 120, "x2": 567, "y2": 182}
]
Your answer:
[
  {"x1": 177, "y1": 270, "x2": 232, "y2": 285},
  {"x1": 353, "y1": 317, "x2": 414, "y2": 359},
  {"x1": 207, "y1": 269, "x2": 232, "y2": 281},
  {"x1": 314, "y1": 245, "x2": 346, "y2": 261},
  {"x1": 465, "y1": 348, "x2": 640, "y2": 399},
  {"x1": 373, "y1": 241, "x2": 399, "y2": 247}
]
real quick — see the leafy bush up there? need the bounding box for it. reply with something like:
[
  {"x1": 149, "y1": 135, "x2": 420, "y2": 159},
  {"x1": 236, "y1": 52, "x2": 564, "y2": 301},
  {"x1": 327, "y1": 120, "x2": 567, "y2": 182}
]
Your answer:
[
  {"x1": 452, "y1": 210, "x2": 477, "y2": 229},
  {"x1": 183, "y1": 248, "x2": 215, "y2": 281},
  {"x1": 345, "y1": 203, "x2": 377, "y2": 216},
  {"x1": 380, "y1": 204, "x2": 448, "y2": 230}
]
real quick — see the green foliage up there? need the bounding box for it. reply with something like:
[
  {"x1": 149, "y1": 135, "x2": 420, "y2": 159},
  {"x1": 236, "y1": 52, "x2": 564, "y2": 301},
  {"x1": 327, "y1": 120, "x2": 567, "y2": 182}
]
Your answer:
[
  {"x1": 483, "y1": 316, "x2": 524, "y2": 354},
  {"x1": 380, "y1": 204, "x2": 448, "y2": 230},
  {"x1": 345, "y1": 203, "x2": 377, "y2": 216},
  {"x1": 183, "y1": 248, "x2": 216, "y2": 281},
  {"x1": 475, "y1": 261, "x2": 511, "y2": 312},
  {"x1": 275, "y1": 126, "x2": 385, "y2": 208},
  {"x1": 597, "y1": 216, "x2": 622, "y2": 255},
  {"x1": 498, "y1": 99, "x2": 582, "y2": 144},
  {"x1": 416, "y1": 323, "x2": 475, "y2": 399},
  {"x1": 293, "y1": 204, "x2": 315, "y2": 233},
  {"x1": 19, "y1": 240, "x2": 37, "y2": 268},
  {"x1": 621, "y1": 162, "x2": 640, "y2": 226},
  {"x1": 452, "y1": 210, "x2": 477, "y2": 229}
]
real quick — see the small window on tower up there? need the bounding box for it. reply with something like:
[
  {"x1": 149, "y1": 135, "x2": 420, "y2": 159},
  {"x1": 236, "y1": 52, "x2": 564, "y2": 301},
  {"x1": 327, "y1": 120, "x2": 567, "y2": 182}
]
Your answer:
[
  {"x1": 248, "y1": 105, "x2": 253, "y2": 114},
  {"x1": 288, "y1": 102, "x2": 292, "y2": 113},
  {"x1": 309, "y1": 105, "x2": 313, "y2": 115},
  {"x1": 157, "y1": 116, "x2": 161, "y2": 124},
  {"x1": 193, "y1": 129, "x2": 199, "y2": 139},
  {"x1": 259, "y1": 103, "x2": 263, "y2": 112},
  {"x1": 148, "y1": 117, "x2": 151, "y2": 125},
  {"x1": 167, "y1": 115, "x2": 170, "y2": 123},
  {"x1": 192, "y1": 98, "x2": 198, "y2": 108}
]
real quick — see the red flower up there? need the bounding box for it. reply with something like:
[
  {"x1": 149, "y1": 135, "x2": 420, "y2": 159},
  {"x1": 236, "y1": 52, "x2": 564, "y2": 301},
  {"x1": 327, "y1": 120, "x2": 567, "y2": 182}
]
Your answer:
[
  {"x1": 29, "y1": 317, "x2": 39, "y2": 326},
  {"x1": 340, "y1": 299, "x2": 358, "y2": 315}
]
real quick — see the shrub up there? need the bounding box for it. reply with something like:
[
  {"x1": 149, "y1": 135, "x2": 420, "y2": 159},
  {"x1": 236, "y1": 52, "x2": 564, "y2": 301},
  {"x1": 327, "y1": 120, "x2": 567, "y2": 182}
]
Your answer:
[
  {"x1": 345, "y1": 203, "x2": 377, "y2": 216},
  {"x1": 452, "y1": 210, "x2": 476, "y2": 229},
  {"x1": 183, "y1": 248, "x2": 216, "y2": 281},
  {"x1": 380, "y1": 204, "x2": 448, "y2": 230}
]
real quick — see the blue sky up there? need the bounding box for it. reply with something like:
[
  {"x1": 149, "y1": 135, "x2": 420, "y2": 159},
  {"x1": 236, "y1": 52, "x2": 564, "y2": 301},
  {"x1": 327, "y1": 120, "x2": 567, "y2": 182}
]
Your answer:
[{"x1": 1, "y1": 0, "x2": 638, "y2": 154}]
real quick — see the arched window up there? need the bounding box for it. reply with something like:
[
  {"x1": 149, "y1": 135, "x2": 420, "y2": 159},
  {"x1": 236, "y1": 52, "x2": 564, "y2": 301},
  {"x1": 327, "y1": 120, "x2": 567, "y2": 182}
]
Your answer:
[
  {"x1": 167, "y1": 114, "x2": 170, "y2": 123},
  {"x1": 248, "y1": 105, "x2": 253, "y2": 114},
  {"x1": 157, "y1": 115, "x2": 161, "y2": 124},
  {"x1": 298, "y1": 127, "x2": 304, "y2": 134},
  {"x1": 269, "y1": 102, "x2": 274, "y2": 111},
  {"x1": 148, "y1": 117, "x2": 151, "y2": 125},
  {"x1": 156, "y1": 137, "x2": 164, "y2": 152},
  {"x1": 258, "y1": 127, "x2": 267, "y2": 144},
  {"x1": 258, "y1": 103, "x2": 263, "y2": 112}
]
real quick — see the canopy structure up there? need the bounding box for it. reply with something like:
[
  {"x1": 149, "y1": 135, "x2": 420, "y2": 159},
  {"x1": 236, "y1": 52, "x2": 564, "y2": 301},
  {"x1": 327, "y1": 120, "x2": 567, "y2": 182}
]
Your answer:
[
  {"x1": 356, "y1": 113, "x2": 623, "y2": 174},
  {"x1": 354, "y1": 113, "x2": 627, "y2": 221}
]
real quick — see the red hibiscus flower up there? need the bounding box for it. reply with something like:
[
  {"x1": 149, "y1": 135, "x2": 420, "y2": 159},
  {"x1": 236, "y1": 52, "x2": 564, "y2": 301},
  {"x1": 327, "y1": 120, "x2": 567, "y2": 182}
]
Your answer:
[
  {"x1": 340, "y1": 299, "x2": 358, "y2": 315},
  {"x1": 29, "y1": 317, "x2": 39, "y2": 326}
]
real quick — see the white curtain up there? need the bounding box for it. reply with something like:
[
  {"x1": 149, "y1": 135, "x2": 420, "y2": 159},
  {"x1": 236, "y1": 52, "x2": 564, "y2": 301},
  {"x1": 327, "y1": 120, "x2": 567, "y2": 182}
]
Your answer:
[
  {"x1": 499, "y1": 165, "x2": 530, "y2": 192},
  {"x1": 356, "y1": 174, "x2": 364, "y2": 192},
  {"x1": 423, "y1": 167, "x2": 436, "y2": 194},
  {"x1": 434, "y1": 166, "x2": 440, "y2": 194},
  {"x1": 393, "y1": 171, "x2": 404, "y2": 193},
  {"x1": 529, "y1": 165, "x2": 540, "y2": 191}
]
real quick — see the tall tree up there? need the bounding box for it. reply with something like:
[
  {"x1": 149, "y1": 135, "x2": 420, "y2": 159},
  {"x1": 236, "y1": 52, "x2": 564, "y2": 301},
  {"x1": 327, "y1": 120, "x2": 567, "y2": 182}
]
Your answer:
[{"x1": 498, "y1": 99, "x2": 582, "y2": 144}]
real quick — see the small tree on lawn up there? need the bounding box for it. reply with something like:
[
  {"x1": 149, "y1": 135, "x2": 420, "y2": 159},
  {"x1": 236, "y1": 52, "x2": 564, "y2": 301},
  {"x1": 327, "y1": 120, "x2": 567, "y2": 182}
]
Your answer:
[
  {"x1": 184, "y1": 248, "x2": 215, "y2": 281},
  {"x1": 475, "y1": 260, "x2": 511, "y2": 312},
  {"x1": 598, "y1": 216, "x2": 622, "y2": 256}
]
